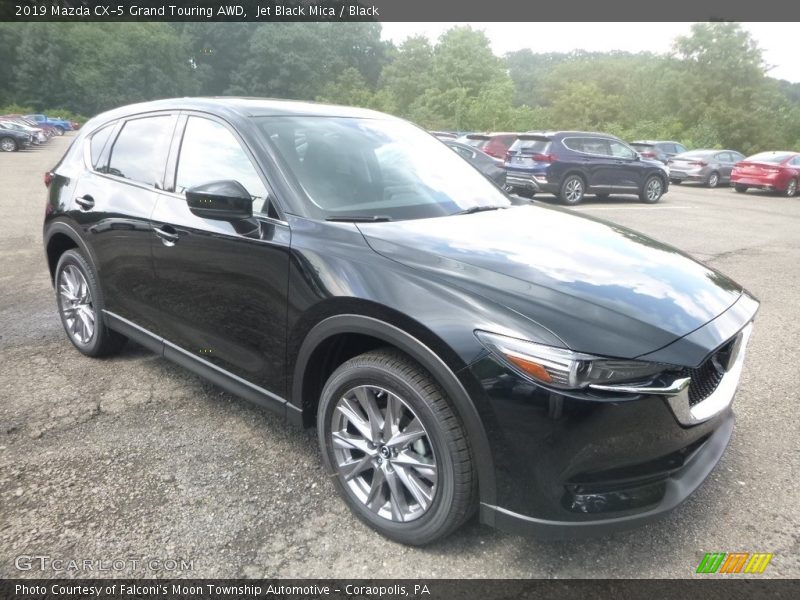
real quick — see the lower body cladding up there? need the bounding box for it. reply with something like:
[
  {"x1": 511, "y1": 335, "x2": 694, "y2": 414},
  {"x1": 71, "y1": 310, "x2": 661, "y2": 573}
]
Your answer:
[{"x1": 468, "y1": 354, "x2": 736, "y2": 539}]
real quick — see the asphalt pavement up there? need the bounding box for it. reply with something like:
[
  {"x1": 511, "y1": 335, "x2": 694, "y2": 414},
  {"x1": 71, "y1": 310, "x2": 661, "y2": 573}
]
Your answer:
[{"x1": 1, "y1": 136, "x2": 798, "y2": 578}]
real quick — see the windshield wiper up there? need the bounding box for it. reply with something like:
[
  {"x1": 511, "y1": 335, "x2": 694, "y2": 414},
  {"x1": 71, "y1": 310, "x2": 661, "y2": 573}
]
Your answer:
[
  {"x1": 452, "y1": 205, "x2": 508, "y2": 216},
  {"x1": 325, "y1": 215, "x2": 393, "y2": 223}
]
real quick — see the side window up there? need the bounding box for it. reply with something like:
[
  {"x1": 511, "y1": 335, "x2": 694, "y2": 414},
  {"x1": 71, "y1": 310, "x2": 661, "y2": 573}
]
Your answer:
[
  {"x1": 675, "y1": 144, "x2": 688, "y2": 154},
  {"x1": 790, "y1": 156, "x2": 800, "y2": 166},
  {"x1": 608, "y1": 140, "x2": 637, "y2": 159},
  {"x1": 106, "y1": 116, "x2": 174, "y2": 187},
  {"x1": 89, "y1": 124, "x2": 115, "y2": 169},
  {"x1": 718, "y1": 152, "x2": 732, "y2": 163},
  {"x1": 175, "y1": 117, "x2": 269, "y2": 215},
  {"x1": 581, "y1": 138, "x2": 610, "y2": 155}
]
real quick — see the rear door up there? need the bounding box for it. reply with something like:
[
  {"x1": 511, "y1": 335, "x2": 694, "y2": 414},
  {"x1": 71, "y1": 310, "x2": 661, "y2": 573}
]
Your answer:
[
  {"x1": 150, "y1": 113, "x2": 291, "y2": 396},
  {"x1": 71, "y1": 113, "x2": 177, "y2": 331},
  {"x1": 561, "y1": 137, "x2": 615, "y2": 191},
  {"x1": 607, "y1": 139, "x2": 643, "y2": 191}
]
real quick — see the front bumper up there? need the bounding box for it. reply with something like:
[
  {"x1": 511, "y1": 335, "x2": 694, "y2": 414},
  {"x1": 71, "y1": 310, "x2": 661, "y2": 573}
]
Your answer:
[
  {"x1": 481, "y1": 410, "x2": 733, "y2": 539},
  {"x1": 466, "y1": 308, "x2": 755, "y2": 539}
]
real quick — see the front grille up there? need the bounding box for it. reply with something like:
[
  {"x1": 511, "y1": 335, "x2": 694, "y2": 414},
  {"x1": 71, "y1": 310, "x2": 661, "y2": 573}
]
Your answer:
[{"x1": 679, "y1": 338, "x2": 736, "y2": 406}]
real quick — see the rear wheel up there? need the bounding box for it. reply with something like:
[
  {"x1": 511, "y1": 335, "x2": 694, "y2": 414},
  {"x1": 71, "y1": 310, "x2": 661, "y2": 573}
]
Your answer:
[
  {"x1": 318, "y1": 349, "x2": 476, "y2": 545},
  {"x1": 54, "y1": 249, "x2": 126, "y2": 357},
  {"x1": 559, "y1": 175, "x2": 585, "y2": 205},
  {"x1": 0, "y1": 136, "x2": 17, "y2": 152},
  {"x1": 707, "y1": 172, "x2": 720, "y2": 188},
  {"x1": 785, "y1": 178, "x2": 798, "y2": 197},
  {"x1": 734, "y1": 184, "x2": 748, "y2": 193},
  {"x1": 640, "y1": 175, "x2": 664, "y2": 203}
]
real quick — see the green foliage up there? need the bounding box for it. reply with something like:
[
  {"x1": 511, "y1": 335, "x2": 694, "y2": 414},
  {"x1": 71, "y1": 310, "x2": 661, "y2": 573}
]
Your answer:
[{"x1": 0, "y1": 22, "x2": 798, "y2": 154}]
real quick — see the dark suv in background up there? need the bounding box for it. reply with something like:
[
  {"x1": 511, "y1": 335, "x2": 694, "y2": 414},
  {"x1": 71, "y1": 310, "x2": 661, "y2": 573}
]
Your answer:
[
  {"x1": 629, "y1": 140, "x2": 688, "y2": 164},
  {"x1": 504, "y1": 131, "x2": 669, "y2": 205}
]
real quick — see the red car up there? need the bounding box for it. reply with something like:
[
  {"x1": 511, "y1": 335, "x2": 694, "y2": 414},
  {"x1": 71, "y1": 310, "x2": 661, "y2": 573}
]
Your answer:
[
  {"x1": 731, "y1": 151, "x2": 800, "y2": 197},
  {"x1": 459, "y1": 132, "x2": 519, "y2": 159}
]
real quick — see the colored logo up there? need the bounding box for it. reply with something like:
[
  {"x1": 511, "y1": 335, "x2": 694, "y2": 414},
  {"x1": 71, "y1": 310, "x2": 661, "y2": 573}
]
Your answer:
[{"x1": 696, "y1": 552, "x2": 773, "y2": 574}]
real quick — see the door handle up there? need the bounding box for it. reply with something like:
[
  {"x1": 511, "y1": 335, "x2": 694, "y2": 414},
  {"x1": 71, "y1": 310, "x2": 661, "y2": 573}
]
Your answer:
[
  {"x1": 75, "y1": 195, "x2": 95, "y2": 210},
  {"x1": 153, "y1": 225, "x2": 180, "y2": 246}
]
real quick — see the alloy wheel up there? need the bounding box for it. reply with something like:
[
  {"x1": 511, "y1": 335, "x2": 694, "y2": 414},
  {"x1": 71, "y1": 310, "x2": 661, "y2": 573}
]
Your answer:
[
  {"x1": 646, "y1": 178, "x2": 663, "y2": 201},
  {"x1": 708, "y1": 173, "x2": 719, "y2": 188},
  {"x1": 330, "y1": 385, "x2": 438, "y2": 523},
  {"x1": 58, "y1": 264, "x2": 95, "y2": 344},
  {"x1": 0, "y1": 138, "x2": 16, "y2": 152},
  {"x1": 787, "y1": 179, "x2": 797, "y2": 197},
  {"x1": 564, "y1": 177, "x2": 583, "y2": 203}
]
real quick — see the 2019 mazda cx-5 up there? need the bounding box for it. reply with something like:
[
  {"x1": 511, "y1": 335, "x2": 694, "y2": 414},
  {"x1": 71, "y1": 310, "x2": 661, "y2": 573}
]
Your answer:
[{"x1": 43, "y1": 98, "x2": 758, "y2": 545}]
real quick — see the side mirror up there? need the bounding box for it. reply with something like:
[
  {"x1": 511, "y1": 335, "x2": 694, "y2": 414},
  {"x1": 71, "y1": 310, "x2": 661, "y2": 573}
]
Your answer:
[{"x1": 186, "y1": 180, "x2": 252, "y2": 221}]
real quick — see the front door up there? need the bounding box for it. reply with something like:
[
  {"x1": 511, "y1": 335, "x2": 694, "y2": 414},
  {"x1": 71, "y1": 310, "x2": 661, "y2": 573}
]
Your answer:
[{"x1": 150, "y1": 115, "x2": 290, "y2": 397}]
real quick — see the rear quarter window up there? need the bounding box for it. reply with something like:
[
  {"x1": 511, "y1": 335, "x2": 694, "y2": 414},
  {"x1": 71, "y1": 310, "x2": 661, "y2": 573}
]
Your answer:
[{"x1": 105, "y1": 116, "x2": 174, "y2": 187}]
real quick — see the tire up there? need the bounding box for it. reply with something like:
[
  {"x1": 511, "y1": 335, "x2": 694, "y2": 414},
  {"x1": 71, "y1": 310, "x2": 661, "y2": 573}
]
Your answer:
[
  {"x1": 559, "y1": 174, "x2": 585, "y2": 205},
  {"x1": 55, "y1": 126, "x2": 65, "y2": 136},
  {"x1": 734, "y1": 184, "x2": 748, "y2": 193},
  {"x1": 784, "y1": 178, "x2": 798, "y2": 197},
  {"x1": 640, "y1": 175, "x2": 665, "y2": 203},
  {"x1": 54, "y1": 249, "x2": 126, "y2": 357},
  {"x1": 0, "y1": 136, "x2": 17, "y2": 152},
  {"x1": 706, "y1": 172, "x2": 720, "y2": 188},
  {"x1": 317, "y1": 348, "x2": 477, "y2": 545},
  {"x1": 670, "y1": 179, "x2": 682, "y2": 185}
]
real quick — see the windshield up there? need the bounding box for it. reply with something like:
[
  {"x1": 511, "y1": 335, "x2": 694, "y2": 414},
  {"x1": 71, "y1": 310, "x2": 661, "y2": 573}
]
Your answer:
[
  {"x1": 745, "y1": 152, "x2": 793, "y2": 164},
  {"x1": 256, "y1": 116, "x2": 510, "y2": 221}
]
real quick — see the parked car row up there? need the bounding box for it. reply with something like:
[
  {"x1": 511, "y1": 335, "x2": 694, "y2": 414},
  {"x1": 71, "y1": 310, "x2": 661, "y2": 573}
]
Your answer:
[
  {"x1": 0, "y1": 113, "x2": 79, "y2": 152},
  {"x1": 436, "y1": 129, "x2": 800, "y2": 203}
]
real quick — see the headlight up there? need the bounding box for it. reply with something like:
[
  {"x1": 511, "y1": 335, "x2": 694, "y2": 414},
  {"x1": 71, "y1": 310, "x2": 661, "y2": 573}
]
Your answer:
[{"x1": 475, "y1": 330, "x2": 670, "y2": 390}]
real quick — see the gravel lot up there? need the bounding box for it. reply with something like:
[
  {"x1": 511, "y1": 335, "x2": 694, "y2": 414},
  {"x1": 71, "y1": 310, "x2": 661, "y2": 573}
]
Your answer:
[{"x1": 1, "y1": 136, "x2": 798, "y2": 579}]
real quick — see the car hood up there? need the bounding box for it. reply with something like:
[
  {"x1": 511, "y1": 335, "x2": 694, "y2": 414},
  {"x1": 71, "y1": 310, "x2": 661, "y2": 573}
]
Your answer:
[{"x1": 358, "y1": 205, "x2": 744, "y2": 360}]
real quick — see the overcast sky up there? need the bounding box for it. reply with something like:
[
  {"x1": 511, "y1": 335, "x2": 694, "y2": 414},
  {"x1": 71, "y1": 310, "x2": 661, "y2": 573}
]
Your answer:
[{"x1": 380, "y1": 23, "x2": 799, "y2": 83}]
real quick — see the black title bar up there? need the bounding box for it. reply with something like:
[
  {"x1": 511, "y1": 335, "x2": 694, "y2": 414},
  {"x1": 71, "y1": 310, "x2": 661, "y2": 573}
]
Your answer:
[{"x1": 2, "y1": 0, "x2": 800, "y2": 22}]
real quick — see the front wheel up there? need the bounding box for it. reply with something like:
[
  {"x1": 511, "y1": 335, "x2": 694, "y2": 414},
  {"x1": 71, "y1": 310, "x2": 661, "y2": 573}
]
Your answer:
[
  {"x1": 559, "y1": 174, "x2": 585, "y2": 205},
  {"x1": 784, "y1": 178, "x2": 798, "y2": 197},
  {"x1": 54, "y1": 126, "x2": 65, "y2": 136},
  {"x1": 0, "y1": 136, "x2": 17, "y2": 152},
  {"x1": 640, "y1": 175, "x2": 665, "y2": 203},
  {"x1": 734, "y1": 184, "x2": 748, "y2": 193},
  {"x1": 317, "y1": 349, "x2": 476, "y2": 545}
]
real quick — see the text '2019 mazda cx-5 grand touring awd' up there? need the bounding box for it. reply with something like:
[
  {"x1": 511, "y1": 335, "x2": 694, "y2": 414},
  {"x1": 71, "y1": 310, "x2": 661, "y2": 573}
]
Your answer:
[{"x1": 44, "y1": 98, "x2": 758, "y2": 545}]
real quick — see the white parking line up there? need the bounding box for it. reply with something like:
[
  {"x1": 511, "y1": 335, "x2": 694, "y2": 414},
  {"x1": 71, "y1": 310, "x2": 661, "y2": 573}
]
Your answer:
[{"x1": 571, "y1": 205, "x2": 694, "y2": 210}]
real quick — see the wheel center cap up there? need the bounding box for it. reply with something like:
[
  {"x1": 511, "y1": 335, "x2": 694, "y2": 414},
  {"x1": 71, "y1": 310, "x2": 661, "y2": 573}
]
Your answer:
[{"x1": 378, "y1": 446, "x2": 391, "y2": 460}]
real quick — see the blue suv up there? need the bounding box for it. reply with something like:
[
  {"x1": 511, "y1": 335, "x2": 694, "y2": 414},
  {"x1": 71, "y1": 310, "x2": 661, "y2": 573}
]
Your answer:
[{"x1": 504, "y1": 131, "x2": 669, "y2": 205}]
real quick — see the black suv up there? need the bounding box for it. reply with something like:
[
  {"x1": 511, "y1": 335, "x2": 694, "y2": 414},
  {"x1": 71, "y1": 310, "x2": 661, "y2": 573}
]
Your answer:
[
  {"x1": 504, "y1": 131, "x2": 670, "y2": 205},
  {"x1": 44, "y1": 99, "x2": 757, "y2": 544}
]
